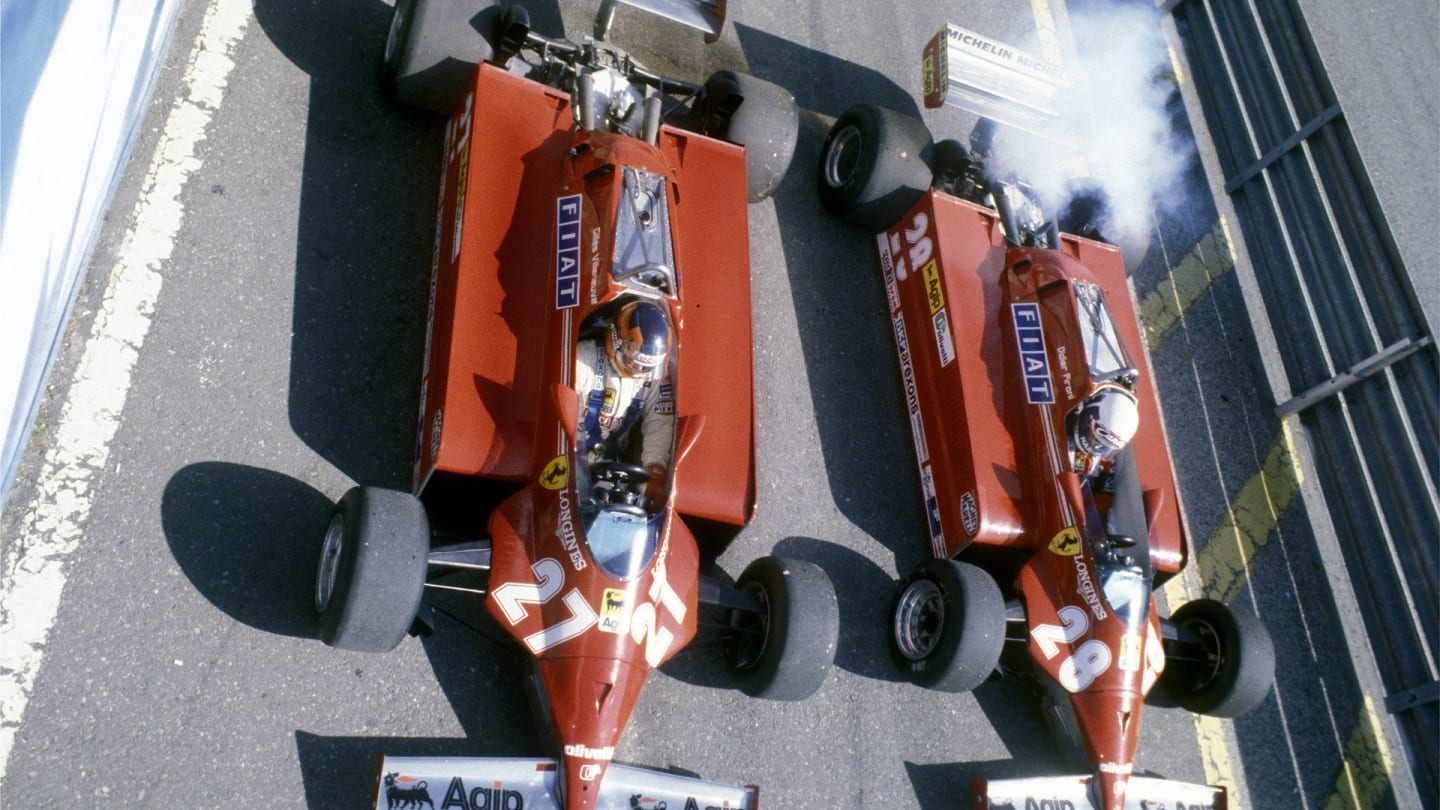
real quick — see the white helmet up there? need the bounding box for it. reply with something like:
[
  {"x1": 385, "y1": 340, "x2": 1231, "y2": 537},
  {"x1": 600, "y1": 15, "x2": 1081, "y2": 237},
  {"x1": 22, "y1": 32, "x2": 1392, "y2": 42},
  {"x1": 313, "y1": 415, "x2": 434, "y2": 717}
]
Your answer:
[{"x1": 1071, "y1": 384, "x2": 1139, "y2": 459}]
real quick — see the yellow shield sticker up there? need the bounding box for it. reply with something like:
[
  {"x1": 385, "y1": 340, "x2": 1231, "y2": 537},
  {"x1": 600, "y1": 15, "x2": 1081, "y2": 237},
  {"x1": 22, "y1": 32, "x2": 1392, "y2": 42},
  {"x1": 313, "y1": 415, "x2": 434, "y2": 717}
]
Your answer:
[
  {"x1": 922, "y1": 259, "x2": 946, "y2": 315},
  {"x1": 1048, "y1": 527, "x2": 1082, "y2": 556},
  {"x1": 540, "y1": 455, "x2": 568, "y2": 490}
]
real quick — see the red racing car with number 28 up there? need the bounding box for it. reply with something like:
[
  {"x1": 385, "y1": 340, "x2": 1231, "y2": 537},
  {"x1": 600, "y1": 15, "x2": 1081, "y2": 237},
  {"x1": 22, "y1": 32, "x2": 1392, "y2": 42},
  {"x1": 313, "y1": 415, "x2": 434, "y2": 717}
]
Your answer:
[
  {"x1": 817, "y1": 23, "x2": 1275, "y2": 810},
  {"x1": 309, "y1": 2, "x2": 839, "y2": 808}
]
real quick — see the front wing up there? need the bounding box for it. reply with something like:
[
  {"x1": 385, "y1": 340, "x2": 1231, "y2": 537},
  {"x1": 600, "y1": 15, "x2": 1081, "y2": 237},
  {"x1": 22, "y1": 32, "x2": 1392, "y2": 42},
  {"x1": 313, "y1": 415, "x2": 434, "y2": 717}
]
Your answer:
[
  {"x1": 374, "y1": 755, "x2": 759, "y2": 809},
  {"x1": 971, "y1": 774, "x2": 1225, "y2": 810}
]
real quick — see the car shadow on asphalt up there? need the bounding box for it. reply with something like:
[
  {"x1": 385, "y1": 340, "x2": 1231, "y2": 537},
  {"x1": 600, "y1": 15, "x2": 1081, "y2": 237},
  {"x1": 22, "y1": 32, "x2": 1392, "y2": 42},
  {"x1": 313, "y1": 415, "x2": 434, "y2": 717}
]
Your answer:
[
  {"x1": 164, "y1": 461, "x2": 547, "y2": 806},
  {"x1": 731, "y1": 23, "x2": 937, "y2": 569},
  {"x1": 248, "y1": 0, "x2": 565, "y2": 492},
  {"x1": 162, "y1": 461, "x2": 330, "y2": 639}
]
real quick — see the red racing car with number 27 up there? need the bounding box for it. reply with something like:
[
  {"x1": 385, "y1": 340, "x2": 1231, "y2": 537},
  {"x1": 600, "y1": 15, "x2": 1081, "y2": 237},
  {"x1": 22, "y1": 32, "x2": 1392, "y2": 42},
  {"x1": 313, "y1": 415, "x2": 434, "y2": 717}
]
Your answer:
[
  {"x1": 817, "y1": 23, "x2": 1275, "y2": 810},
  {"x1": 309, "y1": 2, "x2": 840, "y2": 808}
]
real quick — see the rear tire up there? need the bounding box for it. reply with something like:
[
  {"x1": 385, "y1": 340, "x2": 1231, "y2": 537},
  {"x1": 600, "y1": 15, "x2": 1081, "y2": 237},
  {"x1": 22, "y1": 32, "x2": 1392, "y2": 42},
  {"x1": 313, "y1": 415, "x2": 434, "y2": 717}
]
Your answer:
[
  {"x1": 725, "y1": 556, "x2": 839, "y2": 700},
  {"x1": 699, "y1": 71, "x2": 800, "y2": 202},
  {"x1": 1057, "y1": 179, "x2": 1111, "y2": 243},
  {"x1": 1156, "y1": 599, "x2": 1274, "y2": 717},
  {"x1": 889, "y1": 558, "x2": 1005, "y2": 692},
  {"x1": 817, "y1": 104, "x2": 934, "y2": 231},
  {"x1": 931, "y1": 138, "x2": 971, "y2": 190},
  {"x1": 315, "y1": 486, "x2": 430, "y2": 652},
  {"x1": 381, "y1": 0, "x2": 501, "y2": 115}
]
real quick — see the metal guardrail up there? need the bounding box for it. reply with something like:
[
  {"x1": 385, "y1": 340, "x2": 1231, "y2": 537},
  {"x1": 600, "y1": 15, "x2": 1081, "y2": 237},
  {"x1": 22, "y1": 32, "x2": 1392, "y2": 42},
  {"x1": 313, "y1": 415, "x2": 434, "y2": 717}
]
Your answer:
[{"x1": 1165, "y1": 0, "x2": 1439, "y2": 802}]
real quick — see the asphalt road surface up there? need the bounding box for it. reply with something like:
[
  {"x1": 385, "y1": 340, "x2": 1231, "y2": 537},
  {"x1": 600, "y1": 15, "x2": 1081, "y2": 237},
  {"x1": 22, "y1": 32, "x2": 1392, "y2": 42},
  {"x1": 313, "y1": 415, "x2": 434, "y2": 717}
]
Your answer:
[{"x1": 0, "y1": 0, "x2": 1411, "y2": 807}]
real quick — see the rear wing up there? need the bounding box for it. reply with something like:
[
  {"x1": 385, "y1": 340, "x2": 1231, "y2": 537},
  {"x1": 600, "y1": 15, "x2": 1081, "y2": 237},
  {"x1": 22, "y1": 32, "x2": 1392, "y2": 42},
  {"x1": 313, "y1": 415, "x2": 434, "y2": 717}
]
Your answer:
[
  {"x1": 971, "y1": 774, "x2": 1226, "y2": 809},
  {"x1": 596, "y1": 0, "x2": 727, "y2": 41},
  {"x1": 921, "y1": 24, "x2": 1067, "y2": 137},
  {"x1": 374, "y1": 755, "x2": 760, "y2": 809}
]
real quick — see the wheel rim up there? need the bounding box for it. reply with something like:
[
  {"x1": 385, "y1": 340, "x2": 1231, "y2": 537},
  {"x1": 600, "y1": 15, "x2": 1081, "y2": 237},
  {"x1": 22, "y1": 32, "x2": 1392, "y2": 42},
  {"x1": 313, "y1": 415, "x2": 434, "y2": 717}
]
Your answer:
[
  {"x1": 314, "y1": 512, "x2": 345, "y2": 614},
  {"x1": 822, "y1": 125, "x2": 863, "y2": 190},
  {"x1": 731, "y1": 582, "x2": 772, "y2": 670},
  {"x1": 893, "y1": 578, "x2": 944, "y2": 660},
  {"x1": 382, "y1": 0, "x2": 411, "y2": 70},
  {"x1": 1183, "y1": 617, "x2": 1225, "y2": 689}
]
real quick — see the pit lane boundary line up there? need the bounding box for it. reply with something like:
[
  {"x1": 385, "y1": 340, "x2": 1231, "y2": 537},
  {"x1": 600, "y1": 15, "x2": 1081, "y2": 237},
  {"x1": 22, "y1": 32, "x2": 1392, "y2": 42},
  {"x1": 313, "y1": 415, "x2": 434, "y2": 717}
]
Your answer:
[
  {"x1": 0, "y1": 0, "x2": 251, "y2": 783},
  {"x1": 1326, "y1": 696, "x2": 1395, "y2": 810},
  {"x1": 1192, "y1": 422, "x2": 1304, "y2": 604},
  {"x1": 1137, "y1": 219, "x2": 1235, "y2": 347}
]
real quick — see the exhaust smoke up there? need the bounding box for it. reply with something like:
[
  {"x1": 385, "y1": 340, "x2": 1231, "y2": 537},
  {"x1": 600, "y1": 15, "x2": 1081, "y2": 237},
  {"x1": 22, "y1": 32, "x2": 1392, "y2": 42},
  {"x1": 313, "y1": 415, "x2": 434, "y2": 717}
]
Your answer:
[{"x1": 988, "y1": 2, "x2": 1194, "y2": 256}]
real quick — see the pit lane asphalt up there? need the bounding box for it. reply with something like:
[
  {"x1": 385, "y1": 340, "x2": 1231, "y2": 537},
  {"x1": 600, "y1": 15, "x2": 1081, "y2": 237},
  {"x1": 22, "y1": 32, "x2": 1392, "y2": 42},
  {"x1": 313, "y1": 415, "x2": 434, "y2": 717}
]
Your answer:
[{"x1": 0, "y1": 0, "x2": 1414, "y2": 807}]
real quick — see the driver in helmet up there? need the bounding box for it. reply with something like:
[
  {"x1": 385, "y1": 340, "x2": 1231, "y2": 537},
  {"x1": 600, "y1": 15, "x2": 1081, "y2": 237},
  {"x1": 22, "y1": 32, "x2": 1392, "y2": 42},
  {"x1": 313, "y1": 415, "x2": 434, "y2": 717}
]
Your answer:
[
  {"x1": 1068, "y1": 383, "x2": 1140, "y2": 479},
  {"x1": 575, "y1": 299, "x2": 676, "y2": 510}
]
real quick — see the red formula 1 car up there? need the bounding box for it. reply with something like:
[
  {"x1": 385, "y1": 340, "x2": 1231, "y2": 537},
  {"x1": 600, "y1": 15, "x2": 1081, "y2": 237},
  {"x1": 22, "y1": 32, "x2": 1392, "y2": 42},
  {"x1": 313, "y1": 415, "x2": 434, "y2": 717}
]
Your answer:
[
  {"x1": 817, "y1": 24, "x2": 1274, "y2": 810},
  {"x1": 310, "y1": 2, "x2": 839, "y2": 808}
]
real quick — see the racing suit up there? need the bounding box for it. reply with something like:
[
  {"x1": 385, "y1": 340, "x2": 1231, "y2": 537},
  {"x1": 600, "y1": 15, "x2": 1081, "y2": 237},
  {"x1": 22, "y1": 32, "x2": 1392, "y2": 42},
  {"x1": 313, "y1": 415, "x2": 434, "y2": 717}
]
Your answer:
[{"x1": 574, "y1": 339, "x2": 675, "y2": 471}]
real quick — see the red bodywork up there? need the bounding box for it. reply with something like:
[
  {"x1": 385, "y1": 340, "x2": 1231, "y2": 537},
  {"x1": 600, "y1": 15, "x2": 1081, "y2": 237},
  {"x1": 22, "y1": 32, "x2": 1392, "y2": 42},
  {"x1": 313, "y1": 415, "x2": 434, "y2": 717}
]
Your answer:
[
  {"x1": 411, "y1": 63, "x2": 755, "y2": 809},
  {"x1": 877, "y1": 190, "x2": 1186, "y2": 810}
]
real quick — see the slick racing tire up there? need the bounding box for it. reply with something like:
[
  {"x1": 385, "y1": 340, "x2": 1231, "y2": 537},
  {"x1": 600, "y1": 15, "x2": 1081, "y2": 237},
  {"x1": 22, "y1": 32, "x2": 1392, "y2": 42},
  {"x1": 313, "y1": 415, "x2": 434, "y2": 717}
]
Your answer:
[
  {"x1": 818, "y1": 104, "x2": 935, "y2": 232},
  {"x1": 726, "y1": 556, "x2": 840, "y2": 700},
  {"x1": 381, "y1": 0, "x2": 501, "y2": 115},
  {"x1": 315, "y1": 486, "x2": 430, "y2": 653},
  {"x1": 890, "y1": 558, "x2": 1005, "y2": 693},
  {"x1": 699, "y1": 71, "x2": 800, "y2": 203},
  {"x1": 1156, "y1": 598, "x2": 1275, "y2": 717}
]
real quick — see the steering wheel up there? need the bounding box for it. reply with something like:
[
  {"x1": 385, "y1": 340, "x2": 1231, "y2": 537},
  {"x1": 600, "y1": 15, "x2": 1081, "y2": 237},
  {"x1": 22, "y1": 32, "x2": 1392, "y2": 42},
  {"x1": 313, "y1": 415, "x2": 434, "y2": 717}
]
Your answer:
[{"x1": 589, "y1": 460, "x2": 652, "y2": 484}]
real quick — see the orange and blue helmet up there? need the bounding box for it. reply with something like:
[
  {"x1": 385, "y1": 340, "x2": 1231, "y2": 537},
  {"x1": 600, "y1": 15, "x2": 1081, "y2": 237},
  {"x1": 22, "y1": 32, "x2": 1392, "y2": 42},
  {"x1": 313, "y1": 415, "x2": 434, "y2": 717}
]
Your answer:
[{"x1": 607, "y1": 300, "x2": 670, "y2": 377}]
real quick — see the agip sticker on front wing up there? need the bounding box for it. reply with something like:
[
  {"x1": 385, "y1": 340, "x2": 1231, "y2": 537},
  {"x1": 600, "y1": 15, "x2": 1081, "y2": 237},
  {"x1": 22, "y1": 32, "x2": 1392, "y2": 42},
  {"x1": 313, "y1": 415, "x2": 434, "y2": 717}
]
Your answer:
[
  {"x1": 971, "y1": 773, "x2": 1224, "y2": 810},
  {"x1": 374, "y1": 756, "x2": 760, "y2": 809}
]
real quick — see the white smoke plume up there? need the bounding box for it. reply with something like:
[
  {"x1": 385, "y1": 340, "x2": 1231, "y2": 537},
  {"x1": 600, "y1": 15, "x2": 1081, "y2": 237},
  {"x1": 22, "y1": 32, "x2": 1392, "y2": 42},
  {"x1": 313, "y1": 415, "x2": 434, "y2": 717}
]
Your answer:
[{"x1": 986, "y1": 1, "x2": 1193, "y2": 255}]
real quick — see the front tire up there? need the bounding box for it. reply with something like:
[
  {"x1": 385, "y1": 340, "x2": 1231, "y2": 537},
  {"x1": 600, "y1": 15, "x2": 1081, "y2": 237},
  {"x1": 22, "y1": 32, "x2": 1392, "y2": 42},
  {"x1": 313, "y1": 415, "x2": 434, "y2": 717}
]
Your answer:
[
  {"x1": 725, "y1": 556, "x2": 839, "y2": 700},
  {"x1": 817, "y1": 104, "x2": 934, "y2": 231},
  {"x1": 889, "y1": 558, "x2": 1005, "y2": 692},
  {"x1": 315, "y1": 486, "x2": 430, "y2": 652},
  {"x1": 381, "y1": 0, "x2": 501, "y2": 115},
  {"x1": 1156, "y1": 599, "x2": 1274, "y2": 717}
]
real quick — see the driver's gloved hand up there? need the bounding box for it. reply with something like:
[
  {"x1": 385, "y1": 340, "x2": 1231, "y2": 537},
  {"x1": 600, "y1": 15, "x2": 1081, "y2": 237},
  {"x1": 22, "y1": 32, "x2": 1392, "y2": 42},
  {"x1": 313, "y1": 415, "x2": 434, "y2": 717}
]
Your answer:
[{"x1": 644, "y1": 464, "x2": 666, "y2": 511}]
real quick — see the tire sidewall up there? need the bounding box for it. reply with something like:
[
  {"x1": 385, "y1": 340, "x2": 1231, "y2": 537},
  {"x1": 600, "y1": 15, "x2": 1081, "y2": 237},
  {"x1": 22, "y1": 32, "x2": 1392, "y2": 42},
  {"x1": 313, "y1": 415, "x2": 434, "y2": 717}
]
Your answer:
[
  {"x1": 383, "y1": 0, "x2": 499, "y2": 115},
  {"x1": 1160, "y1": 599, "x2": 1275, "y2": 717},
  {"x1": 700, "y1": 71, "x2": 800, "y2": 203},
  {"x1": 727, "y1": 556, "x2": 839, "y2": 700},
  {"x1": 817, "y1": 104, "x2": 934, "y2": 231},
  {"x1": 315, "y1": 486, "x2": 430, "y2": 652},
  {"x1": 889, "y1": 558, "x2": 1004, "y2": 693}
]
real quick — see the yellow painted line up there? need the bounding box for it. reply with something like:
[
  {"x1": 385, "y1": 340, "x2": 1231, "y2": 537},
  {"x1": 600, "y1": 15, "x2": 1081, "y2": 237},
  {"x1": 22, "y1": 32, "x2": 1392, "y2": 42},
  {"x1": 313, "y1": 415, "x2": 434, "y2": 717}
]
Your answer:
[
  {"x1": 1138, "y1": 219, "x2": 1236, "y2": 348},
  {"x1": 1168, "y1": 44, "x2": 1187, "y2": 87},
  {"x1": 1193, "y1": 713, "x2": 1245, "y2": 808},
  {"x1": 1161, "y1": 423, "x2": 1304, "y2": 809},
  {"x1": 1323, "y1": 696, "x2": 1396, "y2": 810},
  {"x1": 1194, "y1": 422, "x2": 1305, "y2": 604}
]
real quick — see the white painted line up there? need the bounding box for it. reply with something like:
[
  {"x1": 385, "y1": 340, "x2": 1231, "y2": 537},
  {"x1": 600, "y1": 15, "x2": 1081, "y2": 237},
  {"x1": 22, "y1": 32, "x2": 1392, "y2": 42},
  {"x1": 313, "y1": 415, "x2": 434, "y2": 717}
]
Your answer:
[{"x1": 0, "y1": 0, "x2": 251, "y2": 783}]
